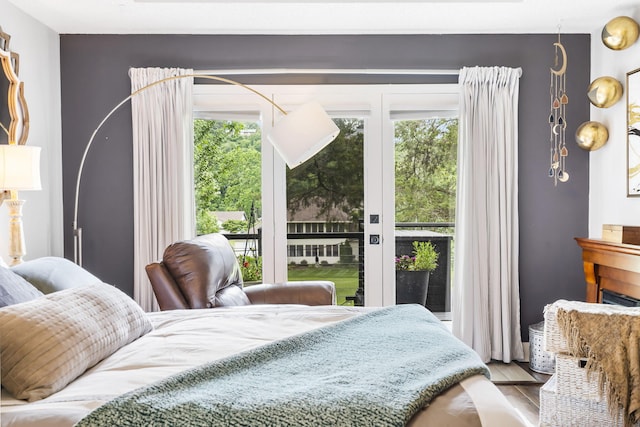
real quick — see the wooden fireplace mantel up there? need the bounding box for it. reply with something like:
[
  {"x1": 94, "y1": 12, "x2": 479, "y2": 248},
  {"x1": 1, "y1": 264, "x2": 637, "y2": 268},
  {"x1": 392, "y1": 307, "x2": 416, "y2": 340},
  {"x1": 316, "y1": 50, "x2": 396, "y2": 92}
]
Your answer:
[{"x1": 575, "y1": 237, "x2": 640, "y2": 303}]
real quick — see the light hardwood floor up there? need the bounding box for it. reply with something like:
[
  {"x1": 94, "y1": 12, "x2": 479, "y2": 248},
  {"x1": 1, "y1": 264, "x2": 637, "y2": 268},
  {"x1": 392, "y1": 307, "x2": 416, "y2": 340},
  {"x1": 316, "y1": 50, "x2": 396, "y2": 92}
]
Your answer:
[
  {"x1": 438, "y1": 318, "x2": 550, "y2": 426},
  {"x1": 495, "y1": 362, "x2": 551, "y2": 426}
]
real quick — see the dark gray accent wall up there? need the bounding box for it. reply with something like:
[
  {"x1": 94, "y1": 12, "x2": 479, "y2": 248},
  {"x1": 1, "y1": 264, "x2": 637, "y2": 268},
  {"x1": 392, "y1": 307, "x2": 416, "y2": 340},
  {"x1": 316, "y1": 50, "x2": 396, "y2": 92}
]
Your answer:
[{"x1": 60, "y1": 34, "x2": 590, "y2": 340}]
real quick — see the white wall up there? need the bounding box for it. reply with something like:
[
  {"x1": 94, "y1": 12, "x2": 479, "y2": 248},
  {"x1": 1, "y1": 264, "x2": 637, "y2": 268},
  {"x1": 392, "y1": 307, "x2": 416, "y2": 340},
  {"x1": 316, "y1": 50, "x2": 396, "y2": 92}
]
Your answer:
[
  {"x1": 0, "y1": 1, "x2": 62, "y2": 263},
  {"x1": 589, "y1": 10, "x2": 640, "y2": 237}
]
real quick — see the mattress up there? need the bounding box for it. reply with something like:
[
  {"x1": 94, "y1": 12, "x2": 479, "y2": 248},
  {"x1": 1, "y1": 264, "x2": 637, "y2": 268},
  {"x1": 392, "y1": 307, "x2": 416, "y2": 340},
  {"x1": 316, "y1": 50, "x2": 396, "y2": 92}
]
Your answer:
[{"x1": 1, "y1": 304, "x2": 526, "y2": 426}]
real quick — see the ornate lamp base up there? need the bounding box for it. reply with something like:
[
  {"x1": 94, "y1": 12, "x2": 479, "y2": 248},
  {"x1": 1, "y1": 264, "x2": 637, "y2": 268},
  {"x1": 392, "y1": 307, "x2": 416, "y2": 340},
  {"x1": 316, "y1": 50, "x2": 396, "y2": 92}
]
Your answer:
[{"x1": 6, "y1": 199, "x2": 26, "y2": 266}]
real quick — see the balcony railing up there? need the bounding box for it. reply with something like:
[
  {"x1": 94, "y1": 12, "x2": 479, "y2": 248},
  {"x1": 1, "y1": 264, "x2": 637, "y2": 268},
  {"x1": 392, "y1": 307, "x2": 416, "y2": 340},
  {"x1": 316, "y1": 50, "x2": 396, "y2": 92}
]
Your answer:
[{"x1": 223, "y1": 222, "x2": 455, "y2": 310}]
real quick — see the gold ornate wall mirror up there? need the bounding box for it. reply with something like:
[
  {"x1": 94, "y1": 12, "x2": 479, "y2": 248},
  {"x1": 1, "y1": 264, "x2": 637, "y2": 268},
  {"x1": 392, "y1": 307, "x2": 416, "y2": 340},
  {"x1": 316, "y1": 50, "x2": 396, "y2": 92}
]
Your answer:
[
  {"x1": 0, "y1": 28, "x2": 34, "y2": 247},
  {"x1": 0, "y1": 26, "x2": 29, "y2": 146}
]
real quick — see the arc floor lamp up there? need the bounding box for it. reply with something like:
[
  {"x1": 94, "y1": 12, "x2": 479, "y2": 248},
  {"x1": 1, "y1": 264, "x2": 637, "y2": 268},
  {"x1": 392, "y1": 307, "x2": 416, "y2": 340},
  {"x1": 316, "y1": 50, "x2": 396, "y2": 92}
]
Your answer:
[{"x1": 73, "y1": 73, "x2": 340, "y2": 266}]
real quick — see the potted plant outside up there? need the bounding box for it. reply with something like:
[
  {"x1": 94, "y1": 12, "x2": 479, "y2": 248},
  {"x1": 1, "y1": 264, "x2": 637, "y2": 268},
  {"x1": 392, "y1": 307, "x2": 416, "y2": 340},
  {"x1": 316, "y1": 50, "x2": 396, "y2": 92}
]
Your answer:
[
  {"x1": 239, "y1": 255, "x2": 262, "y2": 286},
  {"x1": 395, "y1": 241, "x2": 439, "y2": 306}
]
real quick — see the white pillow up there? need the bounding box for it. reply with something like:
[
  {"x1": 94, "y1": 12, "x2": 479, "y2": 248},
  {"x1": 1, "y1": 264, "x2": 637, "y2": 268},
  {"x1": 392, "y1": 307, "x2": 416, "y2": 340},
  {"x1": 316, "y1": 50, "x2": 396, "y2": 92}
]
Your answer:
[{"x1": 0, "y1": 283, "x2": 153, "y2": 401}]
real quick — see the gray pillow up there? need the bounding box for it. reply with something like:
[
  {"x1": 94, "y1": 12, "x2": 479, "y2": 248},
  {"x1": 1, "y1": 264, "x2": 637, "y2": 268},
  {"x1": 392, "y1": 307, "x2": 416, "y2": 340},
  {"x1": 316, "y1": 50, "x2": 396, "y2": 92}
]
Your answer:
[
  {"x1": 11, "y1": 257, "x2": 101, "y2": 294},
  {"x1": 0, "y1": 267, "x2": 44, "y2": 307}
]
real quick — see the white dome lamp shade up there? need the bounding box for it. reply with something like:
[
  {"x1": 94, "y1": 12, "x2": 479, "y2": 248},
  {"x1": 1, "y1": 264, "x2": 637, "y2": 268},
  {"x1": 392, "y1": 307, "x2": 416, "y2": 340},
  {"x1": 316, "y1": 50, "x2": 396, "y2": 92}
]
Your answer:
[{"x1": 267, "y1": 101, "x2": 340, "y2": 169}]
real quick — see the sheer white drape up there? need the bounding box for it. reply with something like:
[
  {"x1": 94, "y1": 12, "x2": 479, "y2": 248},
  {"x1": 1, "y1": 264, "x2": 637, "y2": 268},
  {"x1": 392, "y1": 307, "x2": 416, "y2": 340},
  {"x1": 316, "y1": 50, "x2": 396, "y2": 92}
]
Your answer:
[
  {"x1": 452, "y1": 66, "x2": 524, "y2": 363},
  {"x1": 130, "y1": 67, "x2": 195, "y2": 312}
]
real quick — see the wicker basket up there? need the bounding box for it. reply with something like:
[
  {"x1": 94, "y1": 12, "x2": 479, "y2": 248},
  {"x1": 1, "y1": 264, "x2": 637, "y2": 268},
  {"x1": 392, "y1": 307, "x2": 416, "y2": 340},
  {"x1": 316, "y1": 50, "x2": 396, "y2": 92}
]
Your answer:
[
  {"x1": 540, "y1": 375, "x2": 632, "y2": 427},
  {"x1": 555, "y1": 354, "x2": 605, "y2": 402},
  {"x1": 529, "y1": 321, "x2": 556, "y2": 374},
  {"x1": 544, "y1": 300, "x2": 640, "y2": 354},
  {"x1": 543, "y1": 303, "x2": 567, "y2": 354}
]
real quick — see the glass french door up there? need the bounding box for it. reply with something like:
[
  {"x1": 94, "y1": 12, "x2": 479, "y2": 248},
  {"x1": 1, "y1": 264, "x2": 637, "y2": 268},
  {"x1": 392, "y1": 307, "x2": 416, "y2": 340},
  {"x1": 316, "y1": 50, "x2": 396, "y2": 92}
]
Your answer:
[
  {"x1": 193, "y1": 83, "x2": 458, "y2": 308},
  {"x1": 193, "y1": 117, "x2": 263, "y2": 281},
  {"x1": 285, "y1": 117, "x2": 365, "y2": 306},
  {"x1": 392, "y1": 116, "x2": 458, "y2": 315}
]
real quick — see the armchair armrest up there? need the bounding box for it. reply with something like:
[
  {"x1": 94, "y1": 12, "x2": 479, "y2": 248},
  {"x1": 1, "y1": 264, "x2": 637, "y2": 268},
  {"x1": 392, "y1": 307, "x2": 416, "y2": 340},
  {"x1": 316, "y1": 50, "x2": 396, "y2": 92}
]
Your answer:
[
  {"x1": 145, "y1": 262, "x2": 189, "y2": 310},
  {"x1": 243, "y1": 281, "x2": 336, "y2": 306}
]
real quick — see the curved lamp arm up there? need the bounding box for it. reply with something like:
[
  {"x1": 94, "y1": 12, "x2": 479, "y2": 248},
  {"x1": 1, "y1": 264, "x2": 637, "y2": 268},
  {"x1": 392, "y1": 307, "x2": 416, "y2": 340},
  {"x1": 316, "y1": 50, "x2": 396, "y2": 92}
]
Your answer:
[{"x1": 72, "y1": 73, "x2": 339, "y2": 266}]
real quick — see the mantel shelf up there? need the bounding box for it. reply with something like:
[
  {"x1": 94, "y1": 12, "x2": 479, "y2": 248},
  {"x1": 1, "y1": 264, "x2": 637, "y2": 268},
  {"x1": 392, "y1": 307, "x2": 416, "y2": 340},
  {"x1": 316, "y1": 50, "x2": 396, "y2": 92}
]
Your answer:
[{"x1": 575, "y1": 237, "x2": 640, "y2": 303}]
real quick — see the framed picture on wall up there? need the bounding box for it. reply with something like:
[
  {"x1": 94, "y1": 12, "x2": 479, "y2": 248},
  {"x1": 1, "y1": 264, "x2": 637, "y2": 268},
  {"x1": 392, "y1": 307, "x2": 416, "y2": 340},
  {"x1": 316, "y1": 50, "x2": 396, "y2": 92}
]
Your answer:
[{"x1": 627, "y1": 67, "x2": 640, "y2": 197}]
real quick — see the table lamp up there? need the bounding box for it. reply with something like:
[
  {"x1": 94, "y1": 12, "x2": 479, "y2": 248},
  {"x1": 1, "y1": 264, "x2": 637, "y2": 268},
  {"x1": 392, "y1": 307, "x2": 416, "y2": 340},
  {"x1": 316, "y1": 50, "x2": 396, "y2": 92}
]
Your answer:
[{"x1": 0, "y1": 144, "x2": 42, "y2": 265}]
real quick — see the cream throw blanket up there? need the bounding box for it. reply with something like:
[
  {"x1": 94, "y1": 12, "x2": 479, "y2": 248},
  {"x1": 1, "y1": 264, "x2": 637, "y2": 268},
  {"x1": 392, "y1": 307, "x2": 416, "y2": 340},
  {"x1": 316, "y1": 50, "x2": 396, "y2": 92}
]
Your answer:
[{"x1": 556, "y1": 303, "x2": 640, "y2": 426}]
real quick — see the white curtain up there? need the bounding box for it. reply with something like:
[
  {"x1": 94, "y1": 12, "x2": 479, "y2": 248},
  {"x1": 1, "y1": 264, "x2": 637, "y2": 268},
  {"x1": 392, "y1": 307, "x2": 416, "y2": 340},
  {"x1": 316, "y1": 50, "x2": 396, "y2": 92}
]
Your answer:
[
  {"x1": 130, "y1": 67, "x2": 195, "y2": 312},
  {"x1": 452, "y1": 66, "x2": 524, "y2": 363}
]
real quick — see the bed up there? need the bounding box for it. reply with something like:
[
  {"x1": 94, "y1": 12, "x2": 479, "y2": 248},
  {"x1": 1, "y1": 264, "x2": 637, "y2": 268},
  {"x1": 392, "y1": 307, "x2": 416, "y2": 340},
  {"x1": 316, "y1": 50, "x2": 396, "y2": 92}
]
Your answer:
[{"x1": 0, "y1": 261, "x2": 527, "y2": 427}]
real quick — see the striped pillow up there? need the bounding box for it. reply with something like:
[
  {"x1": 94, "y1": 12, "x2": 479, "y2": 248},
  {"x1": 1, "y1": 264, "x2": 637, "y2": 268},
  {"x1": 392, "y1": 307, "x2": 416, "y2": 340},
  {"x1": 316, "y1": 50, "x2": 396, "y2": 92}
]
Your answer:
[{"x1": 0, "y1": 283, "x2": 152, "y2": 401}]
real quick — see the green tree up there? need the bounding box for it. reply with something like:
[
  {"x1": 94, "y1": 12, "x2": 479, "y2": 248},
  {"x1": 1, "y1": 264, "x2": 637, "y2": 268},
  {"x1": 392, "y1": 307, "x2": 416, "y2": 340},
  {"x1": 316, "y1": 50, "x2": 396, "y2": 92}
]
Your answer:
[
  {"x1": 194, "y1": 120, "x2": 262, "y2": 234},
  {"x1": 194, "y1": 119, "x2": 224, "y2": 216},
  {"x1": 222, "y1": 219, "x2": 248, "y2": 233},
  {"x1": 215, "y1": 146, "x2": 261, "y2": 215},
  {"x1": 194, "y1": 117, "x2": 457, "y2": 236},
  {"x1": 196, "y1": 210, "x2": 220, "y2": 235},
  {"x1": 395, "y1": 118, "x2": 458, "y2": 223},
  {"x1": 286, "y1": 118, "x2": 364, "y2": 224}
]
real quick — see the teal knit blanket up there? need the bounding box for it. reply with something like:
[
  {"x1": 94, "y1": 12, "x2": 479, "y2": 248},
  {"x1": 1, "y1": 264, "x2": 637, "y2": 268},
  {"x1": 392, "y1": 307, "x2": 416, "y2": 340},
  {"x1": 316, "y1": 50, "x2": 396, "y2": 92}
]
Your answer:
[{"x1": 76, "y1": 305, "x2": 489, "y2": 427}]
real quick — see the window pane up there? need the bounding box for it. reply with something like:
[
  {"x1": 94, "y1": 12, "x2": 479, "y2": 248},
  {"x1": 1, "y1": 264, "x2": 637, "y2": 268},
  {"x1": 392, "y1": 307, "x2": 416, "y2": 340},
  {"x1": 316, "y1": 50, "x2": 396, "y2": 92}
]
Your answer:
[
  {"x1": 286, "y1": 118, "x2": 364, "y2": 305},
  {"x1": 193, "y1": 119, "x2": 262, "y2": 281},
  {"x1": 394, "y1": 118, "x2": 457, "y2": 314}
]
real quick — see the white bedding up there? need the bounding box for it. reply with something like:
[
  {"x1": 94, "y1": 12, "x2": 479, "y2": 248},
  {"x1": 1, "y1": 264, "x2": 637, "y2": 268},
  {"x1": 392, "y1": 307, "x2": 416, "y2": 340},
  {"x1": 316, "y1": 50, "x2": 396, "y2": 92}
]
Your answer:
[{"x1": 1, "y1": 305, "x2": 527, "y2": 427}]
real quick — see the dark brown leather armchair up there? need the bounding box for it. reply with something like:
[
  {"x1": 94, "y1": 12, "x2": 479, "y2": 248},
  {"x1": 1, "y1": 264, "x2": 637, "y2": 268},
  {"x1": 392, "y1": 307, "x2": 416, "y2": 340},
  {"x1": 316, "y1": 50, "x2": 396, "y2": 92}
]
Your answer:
[{"x1": 145, "y1": 233, "x2": 336, "y2": 310}]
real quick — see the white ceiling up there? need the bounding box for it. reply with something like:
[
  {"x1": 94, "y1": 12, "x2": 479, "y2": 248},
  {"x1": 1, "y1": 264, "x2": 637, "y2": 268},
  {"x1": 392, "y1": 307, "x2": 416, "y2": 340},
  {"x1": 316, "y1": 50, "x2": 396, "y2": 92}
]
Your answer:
[{"x1": 8, "y1": 0, "x2": 640, "y2": 35}]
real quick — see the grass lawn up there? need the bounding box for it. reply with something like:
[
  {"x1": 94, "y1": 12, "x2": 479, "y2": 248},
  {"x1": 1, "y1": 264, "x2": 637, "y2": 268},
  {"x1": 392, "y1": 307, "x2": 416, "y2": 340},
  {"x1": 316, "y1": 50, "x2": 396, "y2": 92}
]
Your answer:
[{"x1": 287, "y1": 265, "x2": 359, "y2": 306}]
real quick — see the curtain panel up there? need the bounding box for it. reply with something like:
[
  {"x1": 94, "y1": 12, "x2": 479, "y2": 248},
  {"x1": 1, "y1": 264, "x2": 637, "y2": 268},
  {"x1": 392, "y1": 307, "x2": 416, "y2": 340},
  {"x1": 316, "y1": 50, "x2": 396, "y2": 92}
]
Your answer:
[
  {"x1": 130, "y1": 67, "x2": 195, "y2": 312},
  {"x1": 452, "y1": 66, "x2": 524, "y2": 363}
]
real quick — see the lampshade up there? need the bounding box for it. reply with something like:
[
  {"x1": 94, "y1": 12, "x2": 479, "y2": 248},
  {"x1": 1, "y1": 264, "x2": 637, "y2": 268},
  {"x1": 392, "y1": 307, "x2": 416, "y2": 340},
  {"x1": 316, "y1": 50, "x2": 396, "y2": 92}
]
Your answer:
[
  {"x1": 0, "y1": 144, "x2": 42, "y2": 191},
  {"x1": 267, "y1": 101, "x2": 340, "y2": 168}
]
